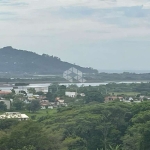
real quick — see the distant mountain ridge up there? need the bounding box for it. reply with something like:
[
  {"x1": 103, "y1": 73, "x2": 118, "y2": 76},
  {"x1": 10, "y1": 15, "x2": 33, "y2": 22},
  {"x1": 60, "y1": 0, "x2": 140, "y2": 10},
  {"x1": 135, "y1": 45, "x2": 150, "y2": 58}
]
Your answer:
[{"x1": 0, "y1": 46, "x2": 97, "y2": 74}]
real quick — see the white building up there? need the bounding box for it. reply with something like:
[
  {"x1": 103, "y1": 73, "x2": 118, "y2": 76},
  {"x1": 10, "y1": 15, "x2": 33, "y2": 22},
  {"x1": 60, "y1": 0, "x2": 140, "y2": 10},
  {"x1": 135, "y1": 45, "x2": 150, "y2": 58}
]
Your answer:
[
  {"x1": 14, "y1": 89, "x2": 27, "y2": 95},
  {"x1": 34, "y1": 87, "x2": 48, "y2": 93},
  {"x1": 41, "y1": 105, "x2": 54, "y2": 109},
  {"x1": 65, "y1": 92, "x2": 77, "y2": 98},
  {"x1": 129, "y1": 97, "x2": 134, "y2": 101},
  {"x1": 80, "y1": 93, "x2": 85, "y2": 97},
  {"x1": 0, "y1": 112, "x2": 29, "y2": 121},
  {"x1": 16, "y1": 86, "x2": 48, "y2": 94}
]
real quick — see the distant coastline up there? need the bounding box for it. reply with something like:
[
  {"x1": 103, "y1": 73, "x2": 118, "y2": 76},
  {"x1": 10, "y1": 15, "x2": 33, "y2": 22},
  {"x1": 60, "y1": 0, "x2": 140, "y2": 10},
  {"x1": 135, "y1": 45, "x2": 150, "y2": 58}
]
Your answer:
[
  {"x1": 98, "y1": 70, "x2": 150, "y2": 73},
  {"x1": 0, "y1": 81, "x2": 150, "y2": 91}
]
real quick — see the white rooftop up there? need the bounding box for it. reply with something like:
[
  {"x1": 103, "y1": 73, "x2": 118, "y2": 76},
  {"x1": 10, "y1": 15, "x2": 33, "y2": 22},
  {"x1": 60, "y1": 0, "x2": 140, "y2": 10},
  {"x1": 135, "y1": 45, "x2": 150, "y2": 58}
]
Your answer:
[{"x1": 0, "y1": 112, "x2": 29, "y2": 119}]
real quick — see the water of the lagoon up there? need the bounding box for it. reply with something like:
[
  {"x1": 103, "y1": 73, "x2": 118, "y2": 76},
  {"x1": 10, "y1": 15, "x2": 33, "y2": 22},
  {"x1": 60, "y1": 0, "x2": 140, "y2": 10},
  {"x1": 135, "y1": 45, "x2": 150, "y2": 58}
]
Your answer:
[{"x1": 0, "y1": 81, "x2": 148, "y2": 91}]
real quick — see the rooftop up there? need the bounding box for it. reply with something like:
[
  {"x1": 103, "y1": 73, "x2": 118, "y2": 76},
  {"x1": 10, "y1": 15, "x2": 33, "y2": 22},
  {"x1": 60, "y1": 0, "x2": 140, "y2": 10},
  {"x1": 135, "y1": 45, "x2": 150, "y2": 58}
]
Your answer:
[
  {"x1": 0, "y1": 112, "x2": 29, "y2": 119},
  {"x1": 0, "y1": 91, "x2": 11, "y2": 94}
]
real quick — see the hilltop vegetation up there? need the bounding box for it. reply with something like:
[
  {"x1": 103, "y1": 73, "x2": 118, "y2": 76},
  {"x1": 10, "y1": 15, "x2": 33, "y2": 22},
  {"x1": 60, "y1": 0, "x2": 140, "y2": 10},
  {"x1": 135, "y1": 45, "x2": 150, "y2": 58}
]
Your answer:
[
  {"x1": 0, "y1": 46, "x2": 97, "y2": 75},
  {"x1": 1, "y1": 83, "x2": 150, "y2": 149},
  {"x1": 1, "y1": 102, "x2": 150, "y2": 150}
]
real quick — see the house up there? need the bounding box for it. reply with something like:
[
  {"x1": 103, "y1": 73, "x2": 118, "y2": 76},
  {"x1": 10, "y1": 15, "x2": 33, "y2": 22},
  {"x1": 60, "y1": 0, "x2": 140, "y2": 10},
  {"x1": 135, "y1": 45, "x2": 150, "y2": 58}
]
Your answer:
[
  {"x1": 55, "y1": 97, "x2": 64, "y2": 103},
  {"x1": 0, "y1": 100, "x2": 11, "y2": 109},
  {"x1": 80, "y1": 93, "x2": 85, "y2": 97},
  {"x1": 58, "y1": 99, "x2": 65, "y2": 103},
  {"x1": 27, "y1": 93, "x2": 33, "y2": 97},
  {"x1": 41, "y1": 105, "x2": 54, "y2": 109},
  {"x1": 129, "y1": 97, "x2": 134, "y2": 101},
  {"x1": 121, "y1": 100, "x2": 131, "y2": 103},
  {"x1": 27, "y1": 93, "x2": 37, "y2": 101},
  {"x1": 33, "y1": 95, "x2": 40, "y2": 99},
  {"x1": 139, "y1": 96, "x2": 149, "y2": 101},
  {"x1": 14, "y1": 89, "x2": 25, "y2": 95},
  {"x1": 65, "y1": 92, "x2": 77, "y2": 98},
  {"x1": 0, "y1": 91, "x2": 11, "y2": 96},
  {"x1": 27, "y1": 87, "x2": 48, "y2": 93},
  {"x1": 40, "y1": 100, "x2": 53, "y2": 109},
  {"x1": 55, "y1": 97, "x2": 67, "y2": 106},
  {"x1": 0, "y1": 112, "x2": 29, "y2": 121},
  {"x1": 105, "y1": 96, "x2": 124, "y2": 102},
  {"x1": 35, "y1": 87, "x2": 48, "y2": 93}
]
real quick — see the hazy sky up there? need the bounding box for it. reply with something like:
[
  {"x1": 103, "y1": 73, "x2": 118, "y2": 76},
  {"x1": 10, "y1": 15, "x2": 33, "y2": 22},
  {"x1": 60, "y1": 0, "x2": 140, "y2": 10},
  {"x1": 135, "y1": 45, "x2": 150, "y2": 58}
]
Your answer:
[{"x1": 0, "y1": 0, "x2": 150, "y2": 71}]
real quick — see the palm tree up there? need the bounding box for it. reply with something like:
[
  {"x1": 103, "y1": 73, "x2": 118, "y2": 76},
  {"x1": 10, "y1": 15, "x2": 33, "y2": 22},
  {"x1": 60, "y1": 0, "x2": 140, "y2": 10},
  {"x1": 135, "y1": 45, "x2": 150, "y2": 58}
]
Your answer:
[{"x1": 109, "y1": 145, "x2": 121, "y2": 150}]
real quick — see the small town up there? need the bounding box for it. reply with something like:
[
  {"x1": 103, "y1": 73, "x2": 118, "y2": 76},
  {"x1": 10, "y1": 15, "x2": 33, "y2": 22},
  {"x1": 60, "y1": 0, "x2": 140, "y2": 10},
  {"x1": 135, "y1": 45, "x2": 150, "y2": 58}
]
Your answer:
[
  {"x1": 0, "y1": 0, "x2": 149, "y2": 149},
  {"x1": 0, "y1": 83, "x2": 87, "y2": 120},
  {"x1": 0, "y1": 82, "x2": 149, "y2": 121}
]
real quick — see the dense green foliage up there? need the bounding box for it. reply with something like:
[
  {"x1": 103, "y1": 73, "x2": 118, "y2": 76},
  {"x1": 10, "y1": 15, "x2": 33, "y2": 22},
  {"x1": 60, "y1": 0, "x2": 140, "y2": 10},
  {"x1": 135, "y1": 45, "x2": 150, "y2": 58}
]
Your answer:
[
  {"x1": 84, "y1": 91, "x2": 104, "y2": 103},
  {"x1": 1, "y1": 101, "x2": 150, "y2": 150},
  {"x1": 0, "y1": 101, "x2": 7, "y2": 111},
  {"x1": 27, "y1": 88, "x2": 36, "y2": 94},
  {"x1": 108, "y1": 82, "x2": 150, "y2": 94},
  {"x1": 13, "y1": 100, "x2": 24, "y2": 110},
  {"x1": 1, "y1": 83, "x2": 150, "y2": 149},
  {"x1": 0, "y1": 120, "x2": 61, "y2": 150},
  {"x1": 26, "y1": 100, "x2": 41, "y2": 113}
]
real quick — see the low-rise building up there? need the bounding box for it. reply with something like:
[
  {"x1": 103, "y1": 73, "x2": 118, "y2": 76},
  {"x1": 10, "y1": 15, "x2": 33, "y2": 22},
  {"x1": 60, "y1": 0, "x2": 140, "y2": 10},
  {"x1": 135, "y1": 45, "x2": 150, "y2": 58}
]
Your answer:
[
  {"x1": 0, "y1": 91, "x2": 11, "y2": 96},
  {"x1": 129, "y1": 97, "x2": 134, "y2": 101},
  {"x1": 33, "y1": 95, "x2": 40, "y2": 99},
  {"x1": 65, "y1": 92, "x2": 77, "y2": 98},
  {"x1": 27, "y1": 87, "x2": 48, "y2": 93},
  {"x1": 40, "y1": 100, "x2": 53, "y2": 109},
  {"x1": 41, "y1": 105, "x2": 54, "y2": 109},
  {"x1": 105, "y1": 96, "x2": 124, "y2": 102},
  {"x1": 55, "y1": 97, "x2": 64, "y2": 103},
  {"x1": 35, "y1": 87, "x2": 48, "y2": 93},
  {"x1": 80, "y1": 93, "x2": 85, "y2": 97},
  {"x1": 14, "y1": 89, "x2": 27, "y2": 95},
  {"x1": 0, "y1": 112, "x2": 29, "y2": 121}
]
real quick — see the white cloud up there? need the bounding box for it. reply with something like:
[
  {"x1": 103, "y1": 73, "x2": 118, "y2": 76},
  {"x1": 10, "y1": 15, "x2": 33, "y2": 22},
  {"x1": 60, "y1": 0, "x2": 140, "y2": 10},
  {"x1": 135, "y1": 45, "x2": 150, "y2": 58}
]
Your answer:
[{"x1": 0, "y1": 0, "x2": 150, "y2": 69}]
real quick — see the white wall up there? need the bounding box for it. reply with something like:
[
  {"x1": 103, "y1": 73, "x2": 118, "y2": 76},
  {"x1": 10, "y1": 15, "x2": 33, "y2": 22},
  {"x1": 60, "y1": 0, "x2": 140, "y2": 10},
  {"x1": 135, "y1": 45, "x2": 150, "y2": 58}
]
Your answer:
[{"x1": 65, "y1": 92, "x2": 77, "y2": 98}]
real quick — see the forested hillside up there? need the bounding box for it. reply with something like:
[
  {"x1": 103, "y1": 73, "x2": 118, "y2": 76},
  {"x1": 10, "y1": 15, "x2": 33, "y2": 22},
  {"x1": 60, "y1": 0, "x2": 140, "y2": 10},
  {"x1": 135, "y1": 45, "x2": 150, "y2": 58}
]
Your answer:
[
  {"x1": 0, "y1": 46, "x2": 97, "y2": 74},
  {"x1": 0, "y1": 101, "x2": 150, "y2": 150}
]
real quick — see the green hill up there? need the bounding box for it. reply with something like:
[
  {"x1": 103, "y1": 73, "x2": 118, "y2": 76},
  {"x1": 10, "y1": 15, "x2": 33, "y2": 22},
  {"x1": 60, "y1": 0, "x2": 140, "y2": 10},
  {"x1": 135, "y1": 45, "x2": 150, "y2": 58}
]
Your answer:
[{"x1": 0, "y1": 46, "x2": 97, "y2": 75}]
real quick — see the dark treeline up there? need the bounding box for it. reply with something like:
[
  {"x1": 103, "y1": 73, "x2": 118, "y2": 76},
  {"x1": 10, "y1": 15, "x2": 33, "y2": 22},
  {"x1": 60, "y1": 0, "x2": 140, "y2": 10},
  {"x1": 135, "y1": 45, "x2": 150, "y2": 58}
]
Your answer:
[
  {"x1": 66, "y1": 82, "x2": 150, "y2": 97},
  {"x1": 0, "y1": 77, "x2": 66, "y2": 83},
  {"x1": 85, "y1": 72, "x2": 150, "y2": 82}
]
